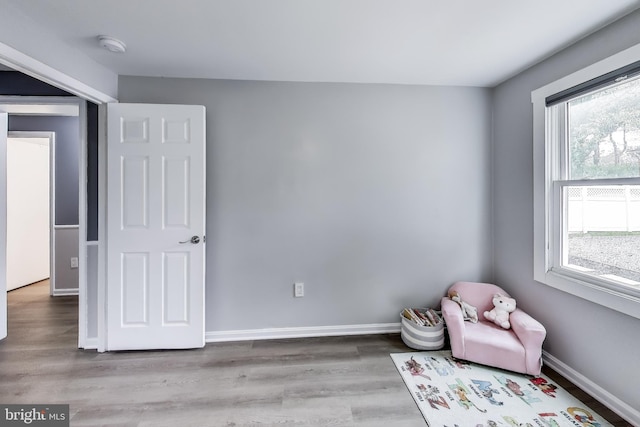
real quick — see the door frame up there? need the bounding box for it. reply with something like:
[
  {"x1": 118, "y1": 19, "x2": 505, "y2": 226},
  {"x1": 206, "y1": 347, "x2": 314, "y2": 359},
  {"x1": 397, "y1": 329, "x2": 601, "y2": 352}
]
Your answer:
[
  {"x1": 0, "y1": 113, "x2": 6, "y2": 340},
  {"x1": 1, "y1": 39, "x2": 115, "y2": 348},
  {"x1": 0, "y1": 97, "x2": 88, "y2": 347},
  {"x1": 6, "y1": 131, "x2": 55, "y2": 295},
  {"x1": 0, "y1": 42, "x2": 116, "y2": 105}
]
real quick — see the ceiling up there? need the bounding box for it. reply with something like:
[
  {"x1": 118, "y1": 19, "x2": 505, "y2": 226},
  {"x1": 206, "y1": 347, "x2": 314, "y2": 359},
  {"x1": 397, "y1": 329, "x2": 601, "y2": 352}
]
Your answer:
[{"x1": 4, "y1": 0, "x2": 640, "y2": 87}]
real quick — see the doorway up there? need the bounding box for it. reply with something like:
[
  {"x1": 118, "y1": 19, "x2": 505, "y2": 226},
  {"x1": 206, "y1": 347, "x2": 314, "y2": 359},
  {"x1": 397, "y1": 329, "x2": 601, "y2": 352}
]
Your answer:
[
  {"x1": 1, "y1": 41, "x2": 138, "y2": 351},
  {"x1": 0, "y1": 97, "x2": 88, "y2": 346}
]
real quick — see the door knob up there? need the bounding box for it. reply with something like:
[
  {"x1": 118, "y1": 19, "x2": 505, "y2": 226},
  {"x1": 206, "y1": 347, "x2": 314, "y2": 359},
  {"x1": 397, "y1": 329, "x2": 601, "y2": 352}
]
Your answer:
[{"x1": 179, "y1": 236, "x2": 200, "y2": 244}]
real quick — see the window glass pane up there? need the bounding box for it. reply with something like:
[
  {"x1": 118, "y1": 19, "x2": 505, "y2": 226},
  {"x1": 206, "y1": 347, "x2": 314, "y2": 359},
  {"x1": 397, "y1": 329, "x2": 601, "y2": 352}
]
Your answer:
[
  {"x1": 568, "y1": 77, "x2": 640, "y2": 180},
  {"x1": 564, "y1": 185, "x2": 640, "y2": 287}
]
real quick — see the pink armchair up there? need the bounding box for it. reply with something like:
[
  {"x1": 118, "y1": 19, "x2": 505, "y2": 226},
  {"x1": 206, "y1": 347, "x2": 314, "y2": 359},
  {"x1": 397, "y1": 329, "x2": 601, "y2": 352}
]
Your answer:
[{"x1": 441, "y1": 281, "x2": 546, "y2": 375}]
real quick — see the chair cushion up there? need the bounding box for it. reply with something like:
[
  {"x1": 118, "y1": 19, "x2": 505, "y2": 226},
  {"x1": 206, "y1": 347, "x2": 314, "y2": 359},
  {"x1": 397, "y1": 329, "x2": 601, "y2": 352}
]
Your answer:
[{"x1": 457, "y1": 320, "x2": 527, "y2": 374}]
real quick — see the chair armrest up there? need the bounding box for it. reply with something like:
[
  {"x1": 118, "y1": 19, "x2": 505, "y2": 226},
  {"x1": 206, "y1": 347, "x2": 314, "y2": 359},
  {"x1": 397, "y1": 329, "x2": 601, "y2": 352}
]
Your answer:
[
  {"x1": 510, "y1": 309, "x2": 546, "y2": 345},
  {"x1": 441, "y1": 297, "x2": 466, "y2": 357},
  {"x1": 510, "y1": 309, "x2": 546, "y2": 375}
]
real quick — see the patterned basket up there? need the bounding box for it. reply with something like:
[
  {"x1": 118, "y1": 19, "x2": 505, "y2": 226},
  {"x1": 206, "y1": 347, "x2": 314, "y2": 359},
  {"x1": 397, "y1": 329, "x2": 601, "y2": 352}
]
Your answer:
[{"x1": 400, "y1": 309, "x2": 445, "y2": 350}]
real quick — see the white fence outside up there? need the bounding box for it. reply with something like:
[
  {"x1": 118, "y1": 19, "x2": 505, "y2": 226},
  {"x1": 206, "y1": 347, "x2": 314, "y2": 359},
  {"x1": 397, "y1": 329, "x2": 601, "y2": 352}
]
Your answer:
[{"x1": 568, "y1": 185, "x2": 640, "y2": 233}]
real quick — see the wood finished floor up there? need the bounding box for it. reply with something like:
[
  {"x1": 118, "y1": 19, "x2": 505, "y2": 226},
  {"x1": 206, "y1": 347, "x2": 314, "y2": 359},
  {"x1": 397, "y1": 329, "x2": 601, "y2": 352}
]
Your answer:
[{"x1": 0, "y1": 281, "x2": 632, "y2": 426}]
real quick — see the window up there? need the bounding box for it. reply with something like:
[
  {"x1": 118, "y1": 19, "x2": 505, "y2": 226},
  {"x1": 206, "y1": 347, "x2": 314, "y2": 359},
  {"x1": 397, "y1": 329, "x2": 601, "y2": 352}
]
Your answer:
[{"x1": 533, "y1": 45, "x2": 640, "y2": 319}]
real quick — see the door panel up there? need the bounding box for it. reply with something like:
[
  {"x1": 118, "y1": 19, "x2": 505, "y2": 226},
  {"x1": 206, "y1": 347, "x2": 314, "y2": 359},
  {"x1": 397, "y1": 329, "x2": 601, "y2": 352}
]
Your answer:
[
  {"x1": 122, "y1": 156, "x2": 149, "y2": 228},
  {"x1": 163, "y1": 252, "x2": 189, "y2": 324},
  {"x1": 163, "y1": 157, "x2": 191, "y2": 228},
  {"x1": 106, "y1": 103, "x2": 205, "y2": 350},
  {"x1": 121, "y1": 252, "x2": 149, "y2": 325}
]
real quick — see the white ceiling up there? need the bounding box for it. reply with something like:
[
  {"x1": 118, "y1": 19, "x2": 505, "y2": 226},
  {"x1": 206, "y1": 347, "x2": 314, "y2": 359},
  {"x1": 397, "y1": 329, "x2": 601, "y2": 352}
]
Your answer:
[{"x1": 5, "y1": 0, "x2": 640, "y2": 87}]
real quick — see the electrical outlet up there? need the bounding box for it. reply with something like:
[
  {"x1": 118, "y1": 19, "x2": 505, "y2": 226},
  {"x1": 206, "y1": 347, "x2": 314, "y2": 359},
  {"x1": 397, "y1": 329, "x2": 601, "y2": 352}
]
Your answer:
[
  {"x1": 294, "y1": 282, "x2": 304, "y2": 298},
  {"x1": 70, "y1": 257, "x2": 79, "y2": 269}
]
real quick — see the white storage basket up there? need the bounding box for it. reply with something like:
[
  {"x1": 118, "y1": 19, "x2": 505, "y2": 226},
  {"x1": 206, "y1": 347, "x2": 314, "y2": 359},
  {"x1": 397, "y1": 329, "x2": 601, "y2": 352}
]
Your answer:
[{"x1": 400, "y1": 309, "x2": 445, "y2": 350}]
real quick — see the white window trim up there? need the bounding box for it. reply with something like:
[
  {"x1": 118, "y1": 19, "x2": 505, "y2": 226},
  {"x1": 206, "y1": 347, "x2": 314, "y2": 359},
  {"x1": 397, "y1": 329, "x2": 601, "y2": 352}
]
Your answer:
[{"x1": 532, "y1": 43, "x2": 640, "y2": 320}]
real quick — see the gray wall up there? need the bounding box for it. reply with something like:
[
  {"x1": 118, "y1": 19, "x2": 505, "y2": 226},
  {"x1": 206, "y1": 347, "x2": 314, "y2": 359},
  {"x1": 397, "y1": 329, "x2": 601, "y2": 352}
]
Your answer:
[
  {"x1": 492, "y1": 10, "x2": 640, "y2": 413},
  {"x1": 118, "y1": 78, "x2": 493, "y2": 331},
  {"x1": 54, "y1": 227, "x2": 79, "y2": 292},
  {"x1": 86, "y1": 244, "x2": 98, "y2": 338}
]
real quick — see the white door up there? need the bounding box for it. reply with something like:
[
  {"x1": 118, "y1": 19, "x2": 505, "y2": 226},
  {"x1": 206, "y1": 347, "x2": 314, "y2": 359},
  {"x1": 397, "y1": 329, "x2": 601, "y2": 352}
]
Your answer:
[
  {"x1": 106, "y1": 103, "x2": 206, "y2": 350},
  {"x1": 0, "y1": 112, "x2": 7, "y2": 341},
  {"x1": 6, "y1": 136, "x2": 50, "y2": 291}
]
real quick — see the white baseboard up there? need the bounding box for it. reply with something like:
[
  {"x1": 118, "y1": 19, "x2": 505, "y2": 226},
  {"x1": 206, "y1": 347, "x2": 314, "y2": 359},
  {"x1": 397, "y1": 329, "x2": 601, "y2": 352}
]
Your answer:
[
  {"x1": 543, "y1": 350, "x2": 640, "y2": 425},
  {"x1": 81, "y1": 337, "x2": 98, "y2": 350},
  {"x1": 206, "y1": 322, "x2": 401, "y2": 343},
  {"x1": 52, "y1": 288, "x2": 79, "y2": 296}
]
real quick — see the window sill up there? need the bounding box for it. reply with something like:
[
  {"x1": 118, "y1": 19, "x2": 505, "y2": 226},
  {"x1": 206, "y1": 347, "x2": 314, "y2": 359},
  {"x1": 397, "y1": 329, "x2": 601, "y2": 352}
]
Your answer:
[{"x1": 535, "y1": 269, "x2": 640, "y2": 320}]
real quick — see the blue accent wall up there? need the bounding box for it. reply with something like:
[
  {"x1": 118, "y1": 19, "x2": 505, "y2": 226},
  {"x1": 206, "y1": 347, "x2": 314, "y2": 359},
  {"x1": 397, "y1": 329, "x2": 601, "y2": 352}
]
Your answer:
[
  {"x1": 8, "y1": 115, "x2": 79, "y2": 225},
  {"x1": 86, "y1": 102, "x2": 98, "y2": 241},
  {"x1": 0, "y1": 71, "x2": 72, "y2": 96}
]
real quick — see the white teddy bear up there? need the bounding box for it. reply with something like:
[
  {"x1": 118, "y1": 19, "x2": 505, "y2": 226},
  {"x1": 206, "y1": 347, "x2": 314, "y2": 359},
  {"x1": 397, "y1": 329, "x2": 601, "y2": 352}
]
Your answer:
[{"x1": 483, "y1": 293, "x2": 516, "y2": 329}]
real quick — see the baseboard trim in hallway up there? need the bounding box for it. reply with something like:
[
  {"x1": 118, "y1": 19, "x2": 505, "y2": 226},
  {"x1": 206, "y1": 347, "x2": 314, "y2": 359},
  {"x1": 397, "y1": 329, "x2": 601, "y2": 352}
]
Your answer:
[{"x1": 52, "y1": 288, "x2": 79, "y2": 296}]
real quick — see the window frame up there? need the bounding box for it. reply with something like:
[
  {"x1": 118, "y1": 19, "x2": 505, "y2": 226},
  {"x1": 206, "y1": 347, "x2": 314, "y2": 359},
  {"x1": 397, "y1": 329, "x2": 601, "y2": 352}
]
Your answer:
[{"x1": 532, "y1": 43, "x2": 640, "y2": 320}]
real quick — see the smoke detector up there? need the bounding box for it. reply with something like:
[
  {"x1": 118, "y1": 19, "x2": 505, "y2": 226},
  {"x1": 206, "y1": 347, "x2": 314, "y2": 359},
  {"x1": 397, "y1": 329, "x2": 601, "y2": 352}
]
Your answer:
[{"x1": 98, "y1": 35, "x2": 126, "y2": 53}]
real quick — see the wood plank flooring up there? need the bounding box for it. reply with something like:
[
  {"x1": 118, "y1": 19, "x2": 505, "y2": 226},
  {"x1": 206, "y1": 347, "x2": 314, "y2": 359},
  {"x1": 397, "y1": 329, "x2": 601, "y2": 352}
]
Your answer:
[{"x1": 0, "y1": 281, "x2": 632, "y2": 426}]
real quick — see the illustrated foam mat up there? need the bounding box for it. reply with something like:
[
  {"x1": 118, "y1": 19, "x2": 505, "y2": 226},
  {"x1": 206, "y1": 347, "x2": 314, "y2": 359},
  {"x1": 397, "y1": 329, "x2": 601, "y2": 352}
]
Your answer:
[{"x1": 390, "y1": 350, "x2": 614, "y2": 427}]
